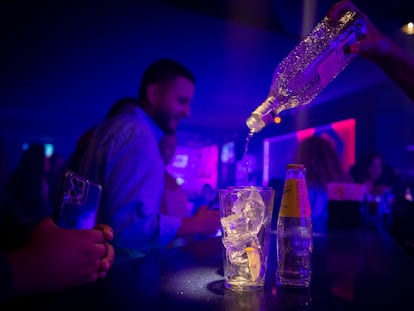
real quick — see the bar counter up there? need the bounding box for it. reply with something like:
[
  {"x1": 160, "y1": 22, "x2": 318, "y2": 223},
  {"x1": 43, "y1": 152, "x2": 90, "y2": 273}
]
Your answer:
[{"x1": 3, "y1": 227, "x2": 414, "y2": 310}]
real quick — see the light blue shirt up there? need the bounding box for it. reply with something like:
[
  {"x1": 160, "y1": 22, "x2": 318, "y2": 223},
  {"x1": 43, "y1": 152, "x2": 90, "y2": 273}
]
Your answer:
[{"x1": 78, "y1": 107, "x2": 181, "y2": 261}]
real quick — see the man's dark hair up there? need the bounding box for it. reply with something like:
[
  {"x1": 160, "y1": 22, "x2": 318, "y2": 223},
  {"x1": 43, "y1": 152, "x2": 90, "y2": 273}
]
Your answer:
[
  {"x1": 137, "y1": 59, "x2": 195, "y2": 101},
  {"x1": 105, "y1": 97, "x2": 138, "y2": 119}
]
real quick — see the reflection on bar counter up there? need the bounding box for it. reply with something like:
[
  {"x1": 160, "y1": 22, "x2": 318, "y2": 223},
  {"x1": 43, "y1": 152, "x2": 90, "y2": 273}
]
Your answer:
[{"x1": 246, "y1": 10, "x2": 366, "y2": 133}]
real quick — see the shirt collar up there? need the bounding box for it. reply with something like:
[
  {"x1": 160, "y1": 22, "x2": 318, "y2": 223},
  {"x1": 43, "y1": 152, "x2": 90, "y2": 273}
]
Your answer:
[{"x1": 134, "y1": 107, "x2": 164, "y2": 142}]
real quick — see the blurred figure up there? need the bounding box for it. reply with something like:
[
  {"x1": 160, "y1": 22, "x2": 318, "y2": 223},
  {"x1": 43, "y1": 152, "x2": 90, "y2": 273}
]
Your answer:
[
  {"x1": 0, "y1": 141, "x2": 115, "y2": 304},
  {"x1": 192, "y1": 183, "x2": 218, "y2": 214},
  {"x1": 47, "y1": 152, "x2": 66, "y2": 209},
  {"x1": 159, "y1": 133, "x2": 192, "y2": 218},
  {"x1": 350, "y1": 151, "x2": 399, "y2": 223},
  {"x1": 3, "y1": 144, "x2": 53, "y2": 247},
  {"x1": 75, "y1": 59, "x2": 219, "y2": 261},
  {"x1": 293, "y1": 135, "x2": 350, "y2": 232},
  {"x1": 67, "y1": 97, "x2": 138, "y2": 174},
  {"x1": 159, "y1": 134, "x2": 219, "y2": 247},
  {"x1": 328, "y1": 0, "x2": 414, "y2": 101},
  {"x1": 104, "y1": 96, "x2": 137, "y2": 120},
  {"x1": 350, "y1": 151, "x2": 392, "y2": 197},
  {"x1": 4, "y1": 145, "x2": 67, "y2": 236}
]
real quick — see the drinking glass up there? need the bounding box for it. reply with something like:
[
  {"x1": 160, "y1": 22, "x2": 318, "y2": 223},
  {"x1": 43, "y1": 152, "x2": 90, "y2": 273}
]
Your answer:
[{"x1": 218, "y1": 186, "x2": 274, "y2": 291}]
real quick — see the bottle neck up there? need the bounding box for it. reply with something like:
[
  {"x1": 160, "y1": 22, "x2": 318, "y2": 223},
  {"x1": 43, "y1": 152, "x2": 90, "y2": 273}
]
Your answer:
[
  {"x1": 246, "y1": 96, "x2": 279, "y2": 133},
  {"x1": 252, "y1": 96, "x2": 276, "y2": 116},
  {"x1": 286, "y1": 169, "x2": 306, "y2": 180}
]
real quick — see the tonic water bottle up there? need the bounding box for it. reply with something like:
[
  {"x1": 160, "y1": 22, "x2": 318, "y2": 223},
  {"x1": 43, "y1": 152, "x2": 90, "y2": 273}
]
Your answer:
[
  {"x1": 276, "y1": 164, "x2": 313, "y2": 288},
  {"x1": 246, "y1": 10, "x2": 366, "y2": 133}
]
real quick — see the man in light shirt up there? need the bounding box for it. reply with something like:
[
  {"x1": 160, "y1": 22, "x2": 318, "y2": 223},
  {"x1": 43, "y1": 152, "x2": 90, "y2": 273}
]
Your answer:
[{"x1": 76, "y1": 59, "x2": 219, "y2": 261}]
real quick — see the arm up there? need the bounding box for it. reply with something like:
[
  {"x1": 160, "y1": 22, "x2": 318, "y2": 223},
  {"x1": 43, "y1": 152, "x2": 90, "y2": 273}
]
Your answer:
[
  {"x1": 328, "y1": 0, "x2": 414, "y2": 101},
  {"x1": 5, "y1": 218, "x2": 114, "y2": 297},
  {"x1": 177, "y1": 205, "x2": 220, "y2": 236}
]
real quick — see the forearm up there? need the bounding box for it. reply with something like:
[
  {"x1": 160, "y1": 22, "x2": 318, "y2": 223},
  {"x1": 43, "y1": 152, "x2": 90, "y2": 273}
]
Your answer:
[{"x1": 370, "y1": 38, "x2": 414, "y2": 101}]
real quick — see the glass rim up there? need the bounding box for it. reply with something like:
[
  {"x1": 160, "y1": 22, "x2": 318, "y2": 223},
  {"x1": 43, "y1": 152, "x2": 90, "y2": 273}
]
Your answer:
[{"x1": 219, "y1": 185, "x2": 274, "y2": 192}]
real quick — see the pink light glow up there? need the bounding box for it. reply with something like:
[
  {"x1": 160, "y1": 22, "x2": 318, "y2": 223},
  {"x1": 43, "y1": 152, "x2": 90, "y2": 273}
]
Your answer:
[{"x1": 263, "y1": 118, "x2": 356, "y2": 186}]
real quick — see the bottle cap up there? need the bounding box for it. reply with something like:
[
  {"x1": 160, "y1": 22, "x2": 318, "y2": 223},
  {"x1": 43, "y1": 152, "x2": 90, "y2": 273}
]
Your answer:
[{"x1": 286, "y1": 163, "x2": 305, "y2": 170}]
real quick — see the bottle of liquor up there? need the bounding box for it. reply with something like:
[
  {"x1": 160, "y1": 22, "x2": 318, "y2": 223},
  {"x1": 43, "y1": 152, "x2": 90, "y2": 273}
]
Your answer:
[
  {"x1": 276, "y1": 164, "x2": 312, "y2": 288},
  {"x1": 246, "y1": 10, "x2": 366, "y2": 133}
]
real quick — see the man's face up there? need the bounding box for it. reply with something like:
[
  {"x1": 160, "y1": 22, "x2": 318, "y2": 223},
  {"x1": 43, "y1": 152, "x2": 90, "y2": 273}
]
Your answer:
[{"x1": 151, "y1": 76, "x2": 194, "y2": 134}]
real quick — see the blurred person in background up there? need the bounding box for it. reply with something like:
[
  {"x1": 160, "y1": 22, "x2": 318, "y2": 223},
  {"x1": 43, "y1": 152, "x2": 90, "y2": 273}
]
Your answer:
[
  {"x1": 350, "y1": 151, "x2": 397, "y2": 198},
  {"x1": 47, "y1": 152, "x2": 66, "y2": 209},
  {"x1": 3, "y1": 144, "x2": 69, "y2": 244},
  {"x1": 293, "y1": 135, "x2": 350, "y2": 233},
  {"x1": 75, "y1": 58, "x2": 219, "y2": 261},
  {"x1": 350, "y1": 151, "x2": 400, "y2": 227},
  {"x1": 3, "y1": 144, "x2": 53, "y2": 247},
  {"x1": 159, "y1": 133, "x2": 219, "y2": 247},
  {"x1": 67, "y1": 97, "x2": 138, "y2": 174},
  {"x1": 191, "y1": 183, "x2": 218, "y2": 215}
]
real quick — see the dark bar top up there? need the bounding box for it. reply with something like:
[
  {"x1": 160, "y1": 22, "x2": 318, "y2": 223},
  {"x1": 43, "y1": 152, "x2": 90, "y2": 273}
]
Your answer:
[{"x1": 3, "y1": 227, "x2": 414, "y2": 310}]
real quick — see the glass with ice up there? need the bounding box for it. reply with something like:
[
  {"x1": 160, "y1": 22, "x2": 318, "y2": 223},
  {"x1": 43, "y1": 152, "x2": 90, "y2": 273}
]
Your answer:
[{"x1": 218, "y1": 186, "x2": 274, "y2": 291}]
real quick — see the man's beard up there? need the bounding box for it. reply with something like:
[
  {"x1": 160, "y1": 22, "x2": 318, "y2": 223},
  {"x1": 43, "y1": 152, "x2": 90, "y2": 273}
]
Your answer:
[{"x1": 153, "y1": 111, "x2": 175, "y2": 134}]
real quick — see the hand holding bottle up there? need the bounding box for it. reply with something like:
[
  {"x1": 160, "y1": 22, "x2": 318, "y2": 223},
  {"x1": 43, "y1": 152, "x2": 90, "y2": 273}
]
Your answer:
[
  {"x1": 328, "y1": 0, "x2": 391, "y2": 62},
  {"x1": 328, "y1": 0, "x2": 414, "y2": 101},
  {"x1": 246, "y1": 6, "x2": 366, "y2": 133}
]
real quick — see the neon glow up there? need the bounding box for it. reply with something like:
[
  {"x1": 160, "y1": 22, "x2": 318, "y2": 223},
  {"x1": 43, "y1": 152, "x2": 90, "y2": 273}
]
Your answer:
[{"x1": 263, "y1": 118, "x2": 356, "y2": 186}]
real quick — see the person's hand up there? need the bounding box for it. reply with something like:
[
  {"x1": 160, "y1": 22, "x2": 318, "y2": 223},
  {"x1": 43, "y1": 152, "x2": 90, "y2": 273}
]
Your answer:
[
  {"x1": 94, "y1": 223, "x2": 115, "y2": 278},
  {"x1": 178, "y1": 205, "x2": 220, "y2": 236},
  {"x1": 327, "y1": 0, "x2": 392, "y2": 62},
  {"x1": 327, "y1": 0, "x2": 414, "y2": 101},
  {"x1": 192, "y1": 205, "x2": 221, "y2": 235},
  {"x1": 7, "y1": 217, "x2": 115, "y2": 295}
]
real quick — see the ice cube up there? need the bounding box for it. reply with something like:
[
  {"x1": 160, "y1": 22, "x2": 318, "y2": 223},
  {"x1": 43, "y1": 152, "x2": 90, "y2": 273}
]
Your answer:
[
  {"x1": 231, "y1": 189, "x2": 249, "y2": 214},
  {"x1": 248, "y1": 189, "x2": 265, "y2": 206},
  {"x1": 221, "y1": 214, "x2": 250, "y2": 248},
  {"x1": 227, "y1": 247, "x2": 248, "y2": 265},
  {"x1": 243, "y1": 189, "x2": 266, "y2": 235}
]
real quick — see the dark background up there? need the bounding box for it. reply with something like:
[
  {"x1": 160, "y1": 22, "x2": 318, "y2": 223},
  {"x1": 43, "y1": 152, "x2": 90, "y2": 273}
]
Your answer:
[{"x1": 1, "y1": 0, "x2": 414, "y2": 178}]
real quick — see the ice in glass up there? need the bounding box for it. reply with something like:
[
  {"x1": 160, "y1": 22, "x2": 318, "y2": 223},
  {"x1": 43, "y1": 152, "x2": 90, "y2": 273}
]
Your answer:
[{"x1": 218, "y1": 186, "x2": 274, "y2": 291}]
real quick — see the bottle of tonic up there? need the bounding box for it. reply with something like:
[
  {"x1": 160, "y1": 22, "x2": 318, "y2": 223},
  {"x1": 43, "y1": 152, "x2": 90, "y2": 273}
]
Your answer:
[
  {"x1": 246, "y1": 10, "x2": 366, "y2": 133},
  {"x1": 276, "y1": 164, "x2": 313, "y2": 288}
]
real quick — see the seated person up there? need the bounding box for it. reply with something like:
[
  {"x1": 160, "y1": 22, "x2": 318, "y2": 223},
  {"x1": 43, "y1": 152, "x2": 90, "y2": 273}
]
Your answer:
[
  {"x1": 293, "y1": 135, "x2": 350, "y2": 233},
  {"x1": 350, "y1": 151, "x2": 396, "y2": 199},
  {"x1": 159, "y1": 134, "x2": 219, "y2": 247},
  {"x1": 191, "y1": 183, "x2": 218, "y2": 215}
]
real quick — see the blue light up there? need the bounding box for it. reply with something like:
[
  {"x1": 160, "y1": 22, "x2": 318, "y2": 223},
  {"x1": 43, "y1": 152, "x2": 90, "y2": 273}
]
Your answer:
[{"x1": 44, "y1": 143, "x2": 54, "y2": 157}]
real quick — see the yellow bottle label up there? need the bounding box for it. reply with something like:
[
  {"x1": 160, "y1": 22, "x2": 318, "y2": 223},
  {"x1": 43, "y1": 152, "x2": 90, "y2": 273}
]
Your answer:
[{"x1": 279, "y1": 178, "x2": 311, "y2": 217}]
